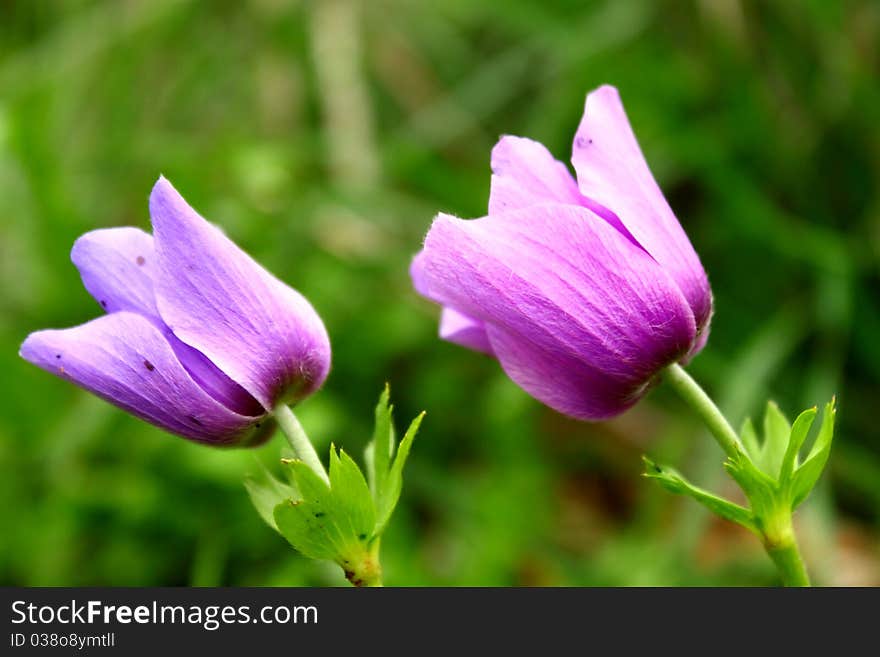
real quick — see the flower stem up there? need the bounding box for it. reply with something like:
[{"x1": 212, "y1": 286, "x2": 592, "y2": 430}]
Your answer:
[
  {"x1": 663, "y1": 363, "x2": 741, "y2": 459},
  {"x1": 763, "y1": 519, "x2": 811, "y2": 587},
  {"x1": 273, "y1": 404, "x2": 330, "y2": 485},
  {"x1": 343, "y1": 539, "x2": 383, "y2": 587}
]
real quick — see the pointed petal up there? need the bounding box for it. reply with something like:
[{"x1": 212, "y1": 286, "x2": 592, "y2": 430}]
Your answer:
[
  {"x1": 149, "y1": 177, "x2": 331, "y2": 410},
  {"x1": 440, "y1": 307, "x2": 494, "y2": 356},
  {"x1": 70, "y1": 227, "x2": 159, "y2": 318},
  {"x1": 489, "y1": 135, "x2": 641, "y2": 247},
  {"x1": 415, "y1": 203, "x2": 696, "y2": 419},
  {"x1": 19, "y1": 312, "x2": 268, "y2": 445},
  {"x1": 489, "y1": 136, "x2": 584, "y2": 214},
  {"x1": 571, "y1": 85, "x2": 712, "y2": 329}
]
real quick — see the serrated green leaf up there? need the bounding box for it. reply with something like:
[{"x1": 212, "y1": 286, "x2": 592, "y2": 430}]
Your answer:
[
  {"x1": 724, "y1": 448, "x2": 778, "y2": 520},
  {"x1": 274, "y1": 499, "x2": 340, "y2": 560},
  {"x1": 778, "y1": 407, "x2": 817, "y2": 489},
  {"x1": 761, "y1": 401, "x2": 791, "y2": 478},
  {"x1": 790, "y1": 399, "x2": 836, "y2": 509},
  {"x1": 329, "y1": 446, "x2": 376, "y2": 542},
  {"x1": 643, "y1": 457, "x2": 757, "y2": 533},
  {"x1": 244, "y1": 465, "x2": 298, "y2": 531},
  {"x1": 375, "y1": 411, "x2": 424, "y2": 533},
  {"x1": 368, "y1": 384, "x2": 394, "y2": 499},
  {"x1": 274, "y1": 457, "x2": 374, "y2": 563}
]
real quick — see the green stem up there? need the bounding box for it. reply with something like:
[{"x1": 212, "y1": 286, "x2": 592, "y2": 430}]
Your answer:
[
  {"x1": 663, "y1": 363, "x2": 741, "y2": 459},
  {"x1": 764, "y1": 527, "x2": 811, "y2": 587},
  {"x1": 342, "y1": 539, "x2": 383, "y2": 587},
  {"x1": 273, "y1": 404, "x2": 329, "y2": 485}
]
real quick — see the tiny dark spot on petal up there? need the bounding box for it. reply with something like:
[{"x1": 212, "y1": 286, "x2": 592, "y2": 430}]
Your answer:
[
  {"x1": 55, "y1": 354, "x2": 61, "y2": 359},
  {"x1": 143, "y1": 359, "x2": 155, "y2": 371},
  {"x1": 136, "y1": 255, "x2": 145, "y2": 266},
  {"x1": 100, "y1": 300, "x2": 108, "y2": 308},
  {"x1": 187, "y1": 415, "x2": 203, "y2": 426}
]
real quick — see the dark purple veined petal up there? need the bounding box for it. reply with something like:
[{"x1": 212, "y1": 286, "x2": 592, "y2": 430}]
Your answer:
[
  {"x1": 70, "y1": 226, "x2": 264, "y2": 417},
  {"x1": 149, "y1": 177, "x2": 331, "y2": 411},
  {"x1": 415, "y1": 203, "x2": 696, "y2": 419},
  {"x1": 19, "y1": 312, "x2": 271, "y2": 446},
  {"x1": 571, "y1": 85, "x2": 712, "y2": 332}
]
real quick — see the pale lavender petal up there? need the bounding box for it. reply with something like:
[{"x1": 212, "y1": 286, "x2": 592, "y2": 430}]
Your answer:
[
  {"x1": 489, "y1": 135, "x2": 640, "y2": 248},
  {"x1": 415, "y1": 203, "x2": 696, "y2": 419},
  {"x1": 439, "y1": 307, "x2": 494, "y2": 356},
  {"x1": 571, "y1": 85, "x2": 712, "y2": 331},
  {"x1": 71, "y1": 227, "x2": 159, "y2": 318},
  {"x1": 149, "y1": 177, "x2": 331, "y2": 410},
  {"x1": 19, "y1": 312, "x2": 270, "y2": 445},
  {"x1": 70, "y1": 225, "x2": 264, "y2": 417}
]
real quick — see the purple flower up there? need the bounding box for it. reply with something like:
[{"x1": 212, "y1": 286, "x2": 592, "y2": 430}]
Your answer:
[
  {"x1": 20, "y1": 177, "x2": 331, "y2": 446},
  {"x1": 411, "y1": 85, "x2": 712, "y2": 420}
]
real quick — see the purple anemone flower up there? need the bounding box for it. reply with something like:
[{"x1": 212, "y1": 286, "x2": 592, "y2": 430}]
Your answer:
[
  {"x1": 411, "y1": 85, "x2": 712, "y2": 420},
  {"x1": 20, "y1": 177, "x2": 331, "y2": 446}
]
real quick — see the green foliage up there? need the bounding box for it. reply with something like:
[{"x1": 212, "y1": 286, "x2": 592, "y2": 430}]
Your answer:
[
  {"x1": 274, "y1": 454, "x2": 376, "y2": 563},
  {"x1": 250, "y1": 387, "x2": 423, "y2": 584},
  {"x1": 790, "y1": 400, "x2": 837, "y2": 510},
  {"x1": 643, "y1": 457, "x2": 756, "y2": 533},
  {"x1": 645, "y1": 400, "x2": 837, "y2": 547},
  {"x1": 367, "y1": 387, "x2": 425, "y2": 534}
]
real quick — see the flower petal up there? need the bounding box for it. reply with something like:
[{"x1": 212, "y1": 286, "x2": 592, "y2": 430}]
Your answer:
[
  {"x1": 411, "y1": 254, "x2": 495, "y2": 356},
  {"x1": 489, "y1": 136, "x2": 584, "y2": 214},
  {"x1": 571, "y1": 85, "x2": 712, "y2": 330},
  {"x1": 489, "y1": 135, "x2": 641, "y2": 247},
  {"x1": 71, "y1": 227, "x2": 159, "y2": 318},
  {"x1": 440, "y1": 307, "x2": 494, "y2": 356},
  {"x1": 70, "y1": 224, "x2": 264, "y2": 417},
  {"x1": 149, "y1": 177, "x2": 331, "y2": 410},
  {"x1": 415, "y1": 203, "x2": 696, "y2": 419},
  {"x1": 19, "y1": 312, "x2": 269, "y2": 445}
]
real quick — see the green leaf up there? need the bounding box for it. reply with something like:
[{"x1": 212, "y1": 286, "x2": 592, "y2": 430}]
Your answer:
[
  {"x1": 790, "y1": 399, "x2": 836, "y2": 509},
  {"x1": 643, "y1": 456, "x2": 757, "y2": 533},
  {"x1": 723, "y1": 446, "x2": 778, "y2": 521},
  {"x1": 273, "y1": 457, "x2": 375, "y2": 562},
  {"x1": 368, "y1": 383, "x2": 394, "y2": 499},
  {"x1": 778, "y1": 407, "x2": 818, "y2": 489},
  {"x1": 761, "y1": 401, "x2": 791, "y2": 478},
  {"x1": 375, "y1": 411, "x2": 424, "y2": 533},
  {"x1": 244, "y1": 465, "x2": 298, "y2": 531},
  {"x1": 329, "y1": 445, "x2": 376, "y2": 542}
]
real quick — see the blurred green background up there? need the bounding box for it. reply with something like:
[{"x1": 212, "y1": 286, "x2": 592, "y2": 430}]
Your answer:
[{"x1": 1, "y1": 0, "x2": 878, "y2": 586}]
